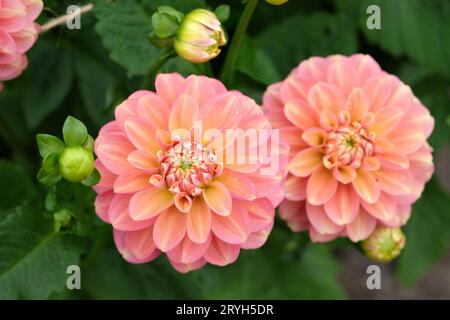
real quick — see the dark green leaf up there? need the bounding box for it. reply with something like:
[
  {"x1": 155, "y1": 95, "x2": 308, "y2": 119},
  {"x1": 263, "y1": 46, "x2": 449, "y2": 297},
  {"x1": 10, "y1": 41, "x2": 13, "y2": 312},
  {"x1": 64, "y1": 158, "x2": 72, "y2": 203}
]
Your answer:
[
  {"x1": 37, "y1": 168, "x2": 61, "y2": 186},
  {"x1": 215, "y1": 5, "x2": 230, "y2": 23},
  {"x1": 81, "y1": 169, "x2": 100, "y2": 187},
  {"x1": 36, "y1": 134, "x2": 64, "y2": 159},
  {"x1": 42, "y1": 152, "x2": 60, "y2": 175}
]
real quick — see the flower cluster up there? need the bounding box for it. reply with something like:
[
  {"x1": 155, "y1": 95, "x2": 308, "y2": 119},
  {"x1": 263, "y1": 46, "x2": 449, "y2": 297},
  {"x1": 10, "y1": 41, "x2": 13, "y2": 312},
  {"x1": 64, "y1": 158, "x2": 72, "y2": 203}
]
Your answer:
[
  {"x1": 0, "y1": 0, "x2": 43, "y2": 91},
  {"x1": 263, "y1": 54, "x2": 434, "y2": 243},
  {"x1": 94, "y1": 73, "x2": 288, "y2": 272}
]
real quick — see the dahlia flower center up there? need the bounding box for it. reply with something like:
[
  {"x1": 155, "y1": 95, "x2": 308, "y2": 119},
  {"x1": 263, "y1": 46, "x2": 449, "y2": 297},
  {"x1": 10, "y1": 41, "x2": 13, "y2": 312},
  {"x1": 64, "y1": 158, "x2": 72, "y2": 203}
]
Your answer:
[
  {"x1": 323, "y1": 122, "x2": 375, "y2": 169},
  {"x1": 152, "y1": 136, "x2": 223, "y2": 197}
]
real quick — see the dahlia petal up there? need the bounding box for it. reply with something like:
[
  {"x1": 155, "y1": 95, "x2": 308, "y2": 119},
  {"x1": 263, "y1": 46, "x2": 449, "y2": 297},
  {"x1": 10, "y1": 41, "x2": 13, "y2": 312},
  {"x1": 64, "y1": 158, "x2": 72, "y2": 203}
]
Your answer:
[
  {"x1": 137, "y1": 93, "x2": 170, "y2": 130},
  {"x1": 95, "y1": 159, "x2": 116, "y2": 188},
  {"x1": 346, "y1": 209, "x2": 377, "y2": 242},
  {"x1": 169, "y1": 94, "x2": 199, "y2": 132},
  {"x1": 169, "y1": 258, "x2": 207, "y2": 273},
  {"x1": 361, "y1": 193, "x2": 397, "y2": 222},
  {"x1": 153, "y1": 206, "x2": 187, "y2": 252},
  {"x1": 129, "y1": 187, "x2": 174, "y2": 221},
  {"x1": 362, "y1": 76, "x2": 392, "y2": 112},
  {"x1": 306, "y1": 202, "x2": 344, "y2": 235},
  {"x1": 279, "y1": 200, "x2": 309, "y2": 232},
  {"x1": 114, "y1": 227, "x2": 160, "y2": 263},
  {"x1": 289, "y1": 148, "x2": 323, "y2": 177},
  {"x1": 327, "y1": 58, "x2": 358, "y2": 97},
  {"x1": 378, "y1": 153, "x2": 410, "y2": 170},
  {"x1": 124, "y1": 117, "x2": 158, "y2": 153},
  {"x1": 202, "y1": 181, "x2": 232, "y2": 216},
  {"x1": 95, "y1": 133, "x2": 135, "y2": 175},
  {"x1": 246, "y1": 171, "x2": 283, "y2": 199},
  {"x1": 306, "y1": 166, "x2": 338, "y2": 205},
  {"x1": 372, "y1": 169, "x2": 413, "y2": 196},
  {"x1": 302, "y1": 127, "x2": 328, "y2": 147},
  {"x1": 319, "y1": 109, "x2": 338, "y2": 131},
  {"x1": 204, "y1": 237, "x2": 240, "y2": 266},
  {"x1": 352, "y1": 171, "x2": 380, "y2": 204},
  {"x1": 387, "y1": 127, "x2": 426, "y2": 154},
  {"x1": 211, "y1": 206, "x2": 249, "y2": 244},
  {"x1": 114, "y1": 170, "x2": 150, "y2": 193},
  {"x1": 372, "y1": 107, "x2": 404, "y2": 136},
  {"x1": 243, "y1": 198, "x2": 274, "y2": 232},
  {"x1": 309, "y1": 227, "x2": 340, "y2": 243},
  {"x1": 187, "y1": 197, "x2": 212, "y2": 244},
  {"x1": 332, "y1": 166, "x2": 356, "y2": 184},
  {"x1": 115, "y1": 100, "x2": 137, "y2": 131},
  {"x1": 181, "y1": 75, "x2": 217, "y2": 106},
  {"x1": 344, "y1": 88, "x2": 370, "y2": 122},
  {"x1": 94, "y1": 190, "x2": 114, "y2": 223},
  {"x1": 215, "y1": 169, "x2": 257, "y2": 201},
  {"x1": 280, "y1": 126, "x2": 306, "y2": 147},
  {"x1": 283, "y1": 99, "x2": 318, "y2": 130},
  {"x1": 324, "y1": 184, "x2": 359, "y2": 225},
  {"x1": 241, "y1": 224, "x2": 273, "y2": 249},
  {"x1": 167, "y1": 235, "x2": 211, "y2": 264},
  {"x1": 155, "y1": 73, "x2": 185, "y2": 106},
  {"x1": 200, "y1": 93, "x2": 240, "y2": 131},
  {"x1": 284, "y1": 174, "x2": 307, "y2": 201},
  {"x1": 109, "y1": 194, "x2": 154, "y2": 231},
  {"x1": 307, "y1": 82, "x2": 345, "y2": 114},
  {"x1": 127, "y1": 150, "x2": 160, "y2": 173}
]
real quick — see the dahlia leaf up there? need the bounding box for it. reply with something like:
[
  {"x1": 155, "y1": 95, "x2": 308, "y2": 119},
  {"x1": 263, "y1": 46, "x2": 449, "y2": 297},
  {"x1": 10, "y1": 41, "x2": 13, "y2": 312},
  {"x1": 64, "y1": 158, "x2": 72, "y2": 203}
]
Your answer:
[
  {"x1": 36, "y1": 134, "x2": 64, "y2": 159},
  {"x1": 0, "y1": 206, "x2": 84, "y2": 299}
]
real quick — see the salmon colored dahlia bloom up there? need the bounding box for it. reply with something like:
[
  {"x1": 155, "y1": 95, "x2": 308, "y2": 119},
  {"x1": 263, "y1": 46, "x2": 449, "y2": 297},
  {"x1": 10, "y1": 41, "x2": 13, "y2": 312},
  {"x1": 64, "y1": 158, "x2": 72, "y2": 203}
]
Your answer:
[
  {"x1": 263, "y1": 54, "x2": 434, "y2": 243},
  {"x1": 94, "y1": 73, "x2": 288, "y2": 272},
  {"x1": 0, "y1": 0, "x2": 43, "y2": 91}
]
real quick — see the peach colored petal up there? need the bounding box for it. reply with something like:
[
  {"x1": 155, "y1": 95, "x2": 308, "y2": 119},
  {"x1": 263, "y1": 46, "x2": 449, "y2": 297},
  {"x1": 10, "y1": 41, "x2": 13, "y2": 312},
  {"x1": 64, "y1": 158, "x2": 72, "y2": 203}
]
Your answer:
[
  {"x1": 95, "y1": 133, "x2": 135, "y2": 175},
  {"x1": 169, "y1": 258, "x2": 207, "y2": 273},
  {"x1": 352, "y1": 171, "x2": 380, "y2": 204},
  {"x1": 324, "y1": 184, "x2": 359, "y2": 225},
  {"x1": 204, "y1": 237, "x2": 240, "y2": 266},
  {"x1": 167, "y1": 235, "x2": 211, "y2": 264},
  {"x1": 306, "y1": 166, "x2": 338, "y2": 205},
  {"x1": 124, "y1": 117, "x2": 158, "y2": 153},
  {"x1": 243, "y1": 198, "x2": 274, "y2": 232},
  {"x1": 202, "y1": 181, "x2": 232, "y2": 216},
  {"x1": 94, "y1": 190, "x2": 114, "y2": 223},
  {"x1": 129, "y1": 187, "x2": 174, "y2": 221},
  {"x1": 137, "y1": 93, "x2": 170, "y2": 130},
  {"x1": 302, "y1": 127, "x2": 328, "y2": 147},
  {"x1": 377, "y1": 153, "x2": 410, "y2": 170},
  {"x1": 240, "y1": 226, "x2": 272, "y2": 250},
  {"x1": 127, "y1": 150, "x2": 160, "y2": 173},
  {"x1": 332, "y1": 165, "x2": 356, "y2": 184},
  {"x1": 344, "y1": 88, "x2": 369, "y2": 122},
  {"x1": 279, "y1": 200, "x2": 309, "y2": 232},
  {"x1": 200, "y1": 93, "x2": 240, "y2": 131},
  {"x1": 284, "y1": 99, "x2": 319, "y2": 130},
  {"x1": 169, "y1": 94, "x2": 199, "y2": 132},
  {"x1": 280, "y1": 126, "x2": 306, "y2": 148},
  {"x1": 114, "y1": 227, "x2": 161, "y2": 263},
  {"x1": 307, "y1": 82, "x2": 345, "y2": 114},
  {"x1": 153, "y1": 206, "x2": 187, "y2": 252},
  {"x1": 309, "y1": 227, "x2": 340, "y2": 243},
  {"x1": 346, "y1": 209, "x2": 376, "y2": 242},
  {"x1": 109, "y1": 194, "x2": 155, "y2": 231},
  {"x1": 187, "y1": 197, "x2": 212, "y2": 244},
  {"x1": 211, "y1": 206, "x2": 249, "y2": 244},
  {"x1": 114, "y1": 170, "x2": 150, "y2": 194},
  {"x1": 289, "y1": 148, "x2": 323, "y2": 177},
  {"x1": 371, "y1": 106, "x2": 404, "y2": 136},
  {"x1": 306, "y1": 202, "x2": 344, "y2": 235},
  {"x1": 327, "y1": 58, "x2": 358, "y2": 97},
  {"x1": 180, "y1": 75, "x2": 217, "y2": 106},
  {"x1": 284, "y1": 174, "x2": 307, "y2": 201},
  {"x1": 319, "y1": 109, "x2": 338, "y2": 131},
  {"x1": 361, "y1": 193, "x2": 396, "y2": 222},
  {"x1": 155, "y1": 73, "x2": 185, "y2": 106},
  {"x1": 215, "y1": 169, "x2": 257, "y2": 201},
  {"x1": 372, "y1": 169, "x2": 413, "y2": 196}
]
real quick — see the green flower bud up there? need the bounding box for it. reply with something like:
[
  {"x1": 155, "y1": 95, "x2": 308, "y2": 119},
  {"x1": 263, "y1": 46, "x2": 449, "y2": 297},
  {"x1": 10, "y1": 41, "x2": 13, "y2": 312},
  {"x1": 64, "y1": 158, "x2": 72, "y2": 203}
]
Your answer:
[
  {"x1": 362, "y1": 227, "x2": 406, "y2": 263},
  {"x1": 58, "y1": 146, "x2": 94, "y2": 182},
  {"x1": 266, "y1": 0, "x2": 289, "y2": 5},
  {"x1": 174, "y1": 9, "x2": 227, "y2": 63}
]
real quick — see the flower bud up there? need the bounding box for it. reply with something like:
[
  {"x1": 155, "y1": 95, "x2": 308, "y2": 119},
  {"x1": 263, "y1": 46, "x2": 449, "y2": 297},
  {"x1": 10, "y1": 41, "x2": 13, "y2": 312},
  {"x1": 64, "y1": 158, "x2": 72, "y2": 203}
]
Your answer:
[
  {"x1": 362, "y1": 227, "x2": 406, "y2": 263},
  {"x1": 58, "y1": 146, "x2": 94, "y2": 182},
  {"x1": 174, "y1": 9, "x2": 227, "y2": 63},
  {"x1": 265, "y1": 0, "x2": 289, "y2": 5}
]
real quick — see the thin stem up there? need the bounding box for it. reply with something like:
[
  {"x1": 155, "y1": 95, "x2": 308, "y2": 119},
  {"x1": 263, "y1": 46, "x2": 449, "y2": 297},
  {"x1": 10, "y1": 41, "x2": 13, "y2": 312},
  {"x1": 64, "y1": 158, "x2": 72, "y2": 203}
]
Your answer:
[
  {"x1": 40, "y1": 4, "x2": 94, "y2": 33},
  {"x1": 142, "y1": 49, "x2": 176, "y2": 89},
  {"x1": 220, "y1": 0, "x2": 259, "y2": 87}
]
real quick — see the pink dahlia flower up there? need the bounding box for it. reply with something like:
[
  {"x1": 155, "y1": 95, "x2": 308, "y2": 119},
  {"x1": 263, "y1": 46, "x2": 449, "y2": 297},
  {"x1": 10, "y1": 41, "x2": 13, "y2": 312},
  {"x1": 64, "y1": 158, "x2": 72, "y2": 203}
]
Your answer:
[
  {"x1": 0, "y1": 0, "x2": 43, "y2": 91},
  {"x1": 263, "y1": 54, "x2": 434, "y2": 243},
  {"x1": 94, "y1": 74, "x2": 288, "y2": 272}
]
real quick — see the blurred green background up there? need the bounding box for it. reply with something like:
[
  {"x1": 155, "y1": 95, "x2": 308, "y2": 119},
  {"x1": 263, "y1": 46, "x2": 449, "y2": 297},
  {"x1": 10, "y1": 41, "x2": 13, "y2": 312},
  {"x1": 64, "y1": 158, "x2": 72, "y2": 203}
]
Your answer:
[{"x1": 0, "y1": 0, "x2": 449, "y2": 299}]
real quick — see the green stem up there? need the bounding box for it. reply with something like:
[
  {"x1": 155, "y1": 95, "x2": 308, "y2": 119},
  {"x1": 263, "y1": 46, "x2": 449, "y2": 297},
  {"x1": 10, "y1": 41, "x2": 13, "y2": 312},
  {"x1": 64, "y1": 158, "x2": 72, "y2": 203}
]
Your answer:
[
  {"x1": 220, "y1": 0, "x2": 259, "y2": 87},
  {"x1": 142, "y1": 48, "x2": 176, "y2": 89}
]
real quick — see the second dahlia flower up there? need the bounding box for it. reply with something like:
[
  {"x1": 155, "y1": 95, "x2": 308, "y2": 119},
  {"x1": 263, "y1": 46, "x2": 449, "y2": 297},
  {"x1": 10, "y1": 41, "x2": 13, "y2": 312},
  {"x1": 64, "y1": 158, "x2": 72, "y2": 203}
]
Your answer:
[
  {"x1": 94, "y1": 74, "x2": 288, "y2": 272},
  {"x1": 0, "y1": 0, "x2": 43, "y2": 91},
  {"x1": 264, "y1": 54, "x2": 434, "y2": 243}
]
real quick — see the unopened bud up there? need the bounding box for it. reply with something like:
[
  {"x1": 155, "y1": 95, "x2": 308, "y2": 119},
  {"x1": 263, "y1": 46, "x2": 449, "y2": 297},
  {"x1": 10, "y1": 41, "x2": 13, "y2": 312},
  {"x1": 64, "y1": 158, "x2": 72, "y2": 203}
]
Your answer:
[
  {"x1": 58, "y1": 146, "x2": 94, "y2": 182},
  {"x1": 362, "y1": 226, "x2": 406, "y2": 263},
  {"x1": 174, "y1": 9, "x2": 227, "y2": 63}
]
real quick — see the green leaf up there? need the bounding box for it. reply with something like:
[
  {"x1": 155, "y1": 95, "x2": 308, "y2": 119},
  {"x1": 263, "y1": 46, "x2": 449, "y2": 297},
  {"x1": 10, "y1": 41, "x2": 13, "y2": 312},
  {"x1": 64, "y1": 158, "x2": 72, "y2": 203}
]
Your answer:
[
  {"x1": 82, "y1": 134, "x2": 95, "y2": 152},
  {"x1": 255, "y1": 13, "x2": 357, "y2": 76},
  {"x1": 215, "y1": 5, "x2": 230, "y2": 23},
  {"x1": 0, "y1": 206, "x2": 85, "y2": 299},
  {"x1": 396, "y1": 179, "x2": 450, "y2": 285},
  {"x1": 62, "y1": 116, "x2": 88, "y2": 147},
  {"x1": 152, "y1": 11, "x2": 180, "y2": 38},
  {"x1": 337, "y1": 0, "x2": 450, "y2": 78},
  {"x1": 36, "y1": 134, "x2": 64, "y2": 159},
  {"x1": 37, "y1": 168, "x2": 61, "y2": 186},
  {"x1": 22, "y1": 39, "x2": 74, "y2": 128},
  {"x1": 0, "y1": 161, "x2": 36, "y2": 222},
  {"x1": 237, "y1": 35, "x2": 281, "y2": 85},
  {"x1": 92, "y1": 0, "x2": 159, "y2": 77},
  {"x1": 42, "y1": 152, "x2": 60, "y2": 175}
]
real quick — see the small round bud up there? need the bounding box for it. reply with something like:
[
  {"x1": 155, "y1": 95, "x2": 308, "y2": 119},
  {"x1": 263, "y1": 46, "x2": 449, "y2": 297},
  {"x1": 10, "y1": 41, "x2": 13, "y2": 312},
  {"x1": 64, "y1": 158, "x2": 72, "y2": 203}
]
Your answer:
[
  {"x1": 174, "y1": 9, "x2": 227, "y2": 63},
  {"x1": 266, "y1": 0, "x2": 289, "y2": 5},
  {"x1": 362, "y1": 226, "x2": 406, "y2": 263},
  {"x1": 58, "y1": 146, "x2": 94, "y2": 182}
]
